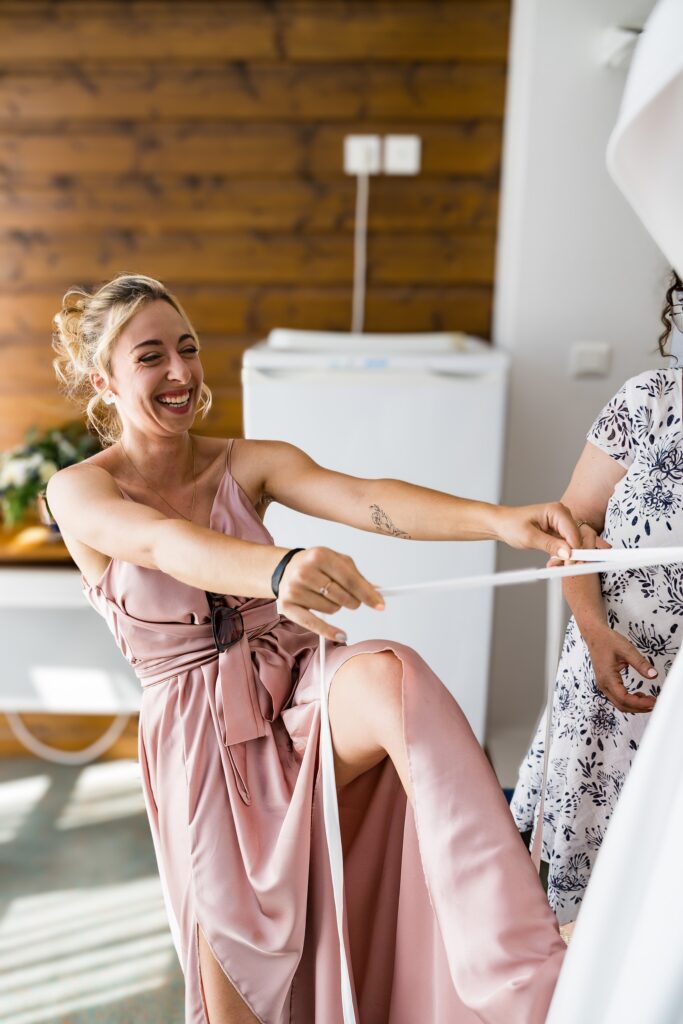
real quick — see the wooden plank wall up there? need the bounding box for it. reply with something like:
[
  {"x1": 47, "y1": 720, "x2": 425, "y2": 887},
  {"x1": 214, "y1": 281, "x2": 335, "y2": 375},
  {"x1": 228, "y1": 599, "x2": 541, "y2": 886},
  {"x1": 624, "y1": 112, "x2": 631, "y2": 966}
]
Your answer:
[
  {"x1": 0, "y1": 0, "x2": 509, "y2": 758},
  {"x1": 0, "y1": 0, "x2": 509, "y2": 451}
]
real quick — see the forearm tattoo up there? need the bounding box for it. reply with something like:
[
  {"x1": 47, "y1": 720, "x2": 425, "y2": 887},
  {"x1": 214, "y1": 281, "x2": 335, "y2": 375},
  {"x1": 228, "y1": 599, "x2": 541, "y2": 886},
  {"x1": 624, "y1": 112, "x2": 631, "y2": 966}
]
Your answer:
[{"x1": 369, "y1": 504, "x2": 411, "y2": 539}]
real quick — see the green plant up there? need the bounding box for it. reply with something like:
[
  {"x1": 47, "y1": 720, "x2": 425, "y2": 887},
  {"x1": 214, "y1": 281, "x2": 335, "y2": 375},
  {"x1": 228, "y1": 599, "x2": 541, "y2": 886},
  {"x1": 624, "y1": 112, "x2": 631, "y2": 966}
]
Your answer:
[{"x1": 0, "y1": 421, "x2": 101, "y2": 527}]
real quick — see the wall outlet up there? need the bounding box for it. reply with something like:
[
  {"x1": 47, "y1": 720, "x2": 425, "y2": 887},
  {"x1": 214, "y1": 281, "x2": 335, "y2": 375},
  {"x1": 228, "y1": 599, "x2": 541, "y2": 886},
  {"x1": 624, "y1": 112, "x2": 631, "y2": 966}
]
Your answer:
[
  {"x1": 383, "y1": 134, "x2": 421, "y2": 175},
  {"x1": 570, "y1": 341, "x2": 612, "y2": 377},
  {"x1": 344, "y1": 135, "x2": 382, "y2": 175}
]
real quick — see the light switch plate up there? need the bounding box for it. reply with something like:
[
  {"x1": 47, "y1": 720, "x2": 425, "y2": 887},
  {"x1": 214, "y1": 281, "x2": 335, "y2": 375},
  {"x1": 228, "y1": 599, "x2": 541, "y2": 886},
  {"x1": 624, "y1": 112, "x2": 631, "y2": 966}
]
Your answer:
[
  {"x1": 570, "y1": 341, "x2": 613, "y2": 377},
  {"x1": 344, "y1": 135, "x2": 382, "y2": 175},
  {"x1": 383, "y1": 134, "x2": 421, "y2": 175}
]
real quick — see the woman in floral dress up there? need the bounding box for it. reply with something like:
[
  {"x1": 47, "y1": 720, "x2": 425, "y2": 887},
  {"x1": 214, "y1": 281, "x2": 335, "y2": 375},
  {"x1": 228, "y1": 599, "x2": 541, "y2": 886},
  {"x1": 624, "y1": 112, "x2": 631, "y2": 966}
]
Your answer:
[{"x1": 512, "y1": 273, "x2": 683, "y2": 924}]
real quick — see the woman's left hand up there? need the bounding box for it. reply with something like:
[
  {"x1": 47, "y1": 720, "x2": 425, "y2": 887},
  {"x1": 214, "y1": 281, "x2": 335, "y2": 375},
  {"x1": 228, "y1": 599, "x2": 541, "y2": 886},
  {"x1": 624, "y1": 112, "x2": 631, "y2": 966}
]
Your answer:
[{"x1": 494, "y1": 502, "x2": 583, "y2": 561}]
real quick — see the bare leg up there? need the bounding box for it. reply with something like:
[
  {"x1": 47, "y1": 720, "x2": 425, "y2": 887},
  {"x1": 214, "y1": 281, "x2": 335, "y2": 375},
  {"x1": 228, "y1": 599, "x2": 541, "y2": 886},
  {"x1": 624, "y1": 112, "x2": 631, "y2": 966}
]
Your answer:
[
  {"x1": 327, "y1": 646, "x2": 565, "y2": 1024},
  {"x1": 328, "y1": 651, "x2": 412, "y2": 798},
  {"x1": 197, "y1": 926, "x2": 261, "y2": 1024}
]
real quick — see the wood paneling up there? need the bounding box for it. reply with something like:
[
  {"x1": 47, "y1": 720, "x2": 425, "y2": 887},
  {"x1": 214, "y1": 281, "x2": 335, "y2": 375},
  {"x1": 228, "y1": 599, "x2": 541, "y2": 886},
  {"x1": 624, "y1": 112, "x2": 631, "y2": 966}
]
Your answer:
[
  {"x1": 0, "y1": 1, "x2": 509, "y2": 507},
  {"x1": 0, "y1": 283, "x2": 492, "y2": 348},
  {"x1": 0, "y1": 65, "x2": 506, "y2": 123},
  {"x1": 1, "y1": 230, "x2": 496, "y2": 287},
  {"x1": 0, "y1": 3, "x2": 509, "y2": 64},
  {"x1": 0, "y1": 123, "x2": 502, "y2": 180},
  {"x1": 0, "y1": 178, "x2": 498, "y2": 233}
]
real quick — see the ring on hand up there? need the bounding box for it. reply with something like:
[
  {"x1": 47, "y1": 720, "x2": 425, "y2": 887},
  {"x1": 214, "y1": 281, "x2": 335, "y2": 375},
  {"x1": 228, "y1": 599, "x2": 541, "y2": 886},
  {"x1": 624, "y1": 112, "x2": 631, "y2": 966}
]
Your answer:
[
  {"x1": 575, "y1": 519, "x2": 590, "y2": 530},
  {"x1": 319, "y1": 583, "x2": 331, "y2": 597}
]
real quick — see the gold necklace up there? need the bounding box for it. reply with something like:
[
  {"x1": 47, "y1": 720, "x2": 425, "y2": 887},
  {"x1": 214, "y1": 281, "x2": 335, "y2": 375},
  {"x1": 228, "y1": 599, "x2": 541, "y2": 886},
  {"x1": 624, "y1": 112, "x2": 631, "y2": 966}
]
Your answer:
[{"x1": 120, "y1": 434, "x2": 197, "y2": 522}]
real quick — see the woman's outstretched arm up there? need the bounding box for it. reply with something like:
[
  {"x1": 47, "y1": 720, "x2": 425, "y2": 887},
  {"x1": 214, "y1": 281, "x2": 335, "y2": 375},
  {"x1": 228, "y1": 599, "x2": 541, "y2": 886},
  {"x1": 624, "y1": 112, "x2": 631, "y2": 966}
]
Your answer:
[
  {"x1": 46, "y1": 462, "x2": 382, "y2": 640},
  {"x1": 252, "y1": 440, "x2": 582, "y2": 560},
  {"x1": 48, "y1": 443, "x2": 582, "y2": 641},
  {"x1": 47, "y1": 462, "x2": 287, "y2": 596}
]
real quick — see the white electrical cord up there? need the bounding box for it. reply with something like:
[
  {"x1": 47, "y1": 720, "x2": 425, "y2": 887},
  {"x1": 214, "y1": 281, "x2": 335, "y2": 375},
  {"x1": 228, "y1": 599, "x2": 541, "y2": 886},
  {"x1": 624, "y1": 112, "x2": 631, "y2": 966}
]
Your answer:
[
  {"x1": 5, "y1": 711, "x2": 131, "y2": 766},
  {"x1": 318, "y1": 546, "x2": 683, "y2": 1022},
  {"x1": 351, "y1": 172, "x2": 369, "y2": 334}
]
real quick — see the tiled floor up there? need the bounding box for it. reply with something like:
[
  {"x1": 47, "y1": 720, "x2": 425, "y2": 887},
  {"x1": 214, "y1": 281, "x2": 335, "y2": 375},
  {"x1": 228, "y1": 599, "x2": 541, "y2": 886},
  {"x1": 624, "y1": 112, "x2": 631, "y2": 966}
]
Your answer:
[{"x1": 0, "y1": 758, "x2": 184, "y2": 1024}]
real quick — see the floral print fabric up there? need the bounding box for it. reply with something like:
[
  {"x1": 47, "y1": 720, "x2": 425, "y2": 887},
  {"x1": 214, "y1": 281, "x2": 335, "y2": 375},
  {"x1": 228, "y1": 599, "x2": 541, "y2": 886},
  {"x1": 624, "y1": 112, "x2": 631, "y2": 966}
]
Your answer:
[{"x1": 511, "y1": 368, "x2": 683, "y2": 924}]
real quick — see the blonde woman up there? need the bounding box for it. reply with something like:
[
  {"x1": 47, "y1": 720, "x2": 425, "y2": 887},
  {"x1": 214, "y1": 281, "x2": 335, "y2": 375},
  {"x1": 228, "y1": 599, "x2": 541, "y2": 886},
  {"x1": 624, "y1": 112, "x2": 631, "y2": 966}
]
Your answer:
[{"x1": 47, "y1": 274, "x2": 577, "y2": 1024}]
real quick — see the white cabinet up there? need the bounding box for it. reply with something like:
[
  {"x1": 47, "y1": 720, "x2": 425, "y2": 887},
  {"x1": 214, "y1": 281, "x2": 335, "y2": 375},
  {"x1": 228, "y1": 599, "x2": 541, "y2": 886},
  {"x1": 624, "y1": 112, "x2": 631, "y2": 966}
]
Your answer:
[
  {"x1": 243, "y1": 331, "x2": 509, "y2": 741},
  {"x1": 0, "y1": 569, "x2": 140, "y2": 715}
]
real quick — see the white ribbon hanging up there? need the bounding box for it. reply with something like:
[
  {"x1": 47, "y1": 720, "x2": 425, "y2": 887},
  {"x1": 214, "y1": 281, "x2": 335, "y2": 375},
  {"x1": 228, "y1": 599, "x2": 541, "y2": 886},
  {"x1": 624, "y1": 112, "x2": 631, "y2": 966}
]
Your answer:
[
  {"x1": 318, "y1": 636, "x2": 358, "y2": 1022},
  {"x1": 318, "y1": 546, "x2": 683, "y2": 1022}
]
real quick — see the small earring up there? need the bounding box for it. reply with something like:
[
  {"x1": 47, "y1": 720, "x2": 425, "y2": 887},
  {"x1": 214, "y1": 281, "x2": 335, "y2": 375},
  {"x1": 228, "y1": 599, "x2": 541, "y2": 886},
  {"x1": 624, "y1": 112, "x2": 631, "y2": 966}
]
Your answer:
[{"x1": 102, "y1": 391, "x2": 116, "y2": 406}]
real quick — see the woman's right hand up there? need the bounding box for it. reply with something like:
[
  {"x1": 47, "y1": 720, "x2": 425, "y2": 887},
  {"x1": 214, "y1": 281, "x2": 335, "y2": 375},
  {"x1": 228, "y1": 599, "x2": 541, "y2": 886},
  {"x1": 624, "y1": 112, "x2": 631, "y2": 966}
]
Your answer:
[
  {"x1": 276, "y1": 547, "x2": 384, "y2": 641},
  {"x1": 546, "y1": 520, "x2": 611, "y2": 566},
  {"x1": 583, "y1": 625, "x2": 658, "y2": 714}
]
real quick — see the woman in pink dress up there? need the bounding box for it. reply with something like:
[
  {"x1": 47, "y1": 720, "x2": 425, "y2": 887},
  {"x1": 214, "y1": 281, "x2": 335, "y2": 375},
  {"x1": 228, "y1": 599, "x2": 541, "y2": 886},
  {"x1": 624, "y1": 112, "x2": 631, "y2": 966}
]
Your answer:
[{"x1": 47, "y1": 274, "x2": 574, "y2": 1024}]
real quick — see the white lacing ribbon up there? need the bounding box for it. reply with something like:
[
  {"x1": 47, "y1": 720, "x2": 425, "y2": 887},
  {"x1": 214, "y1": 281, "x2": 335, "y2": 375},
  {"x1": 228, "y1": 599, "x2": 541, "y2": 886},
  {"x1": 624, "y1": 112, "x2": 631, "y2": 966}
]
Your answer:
[{"x1": 318, "y1": 546, "x2": 683, "y2": 1022}]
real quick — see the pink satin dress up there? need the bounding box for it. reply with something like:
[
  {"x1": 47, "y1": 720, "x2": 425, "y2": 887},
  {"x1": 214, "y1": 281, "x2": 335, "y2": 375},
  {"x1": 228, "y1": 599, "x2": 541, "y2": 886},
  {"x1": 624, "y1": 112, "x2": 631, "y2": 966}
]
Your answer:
[{"x1": 82, "y1": 439, "x2": 565, "y2": 1023}]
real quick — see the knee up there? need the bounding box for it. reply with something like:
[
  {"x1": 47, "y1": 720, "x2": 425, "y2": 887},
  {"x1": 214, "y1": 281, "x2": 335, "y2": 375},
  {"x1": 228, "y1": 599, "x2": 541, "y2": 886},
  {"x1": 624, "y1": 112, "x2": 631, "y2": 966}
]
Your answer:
[
  {"x1": 369, "y1": 643, "x2": 462, "y2": 723},
  {"x1": 357, "y1": 652, "x2": 405, "y2": 737},
  {"x1": 363, "y1": 650, "x2": 403, "y2": 696},
  {"x1": 332, "y1": 650, "x2": 404, "y2": 721}
]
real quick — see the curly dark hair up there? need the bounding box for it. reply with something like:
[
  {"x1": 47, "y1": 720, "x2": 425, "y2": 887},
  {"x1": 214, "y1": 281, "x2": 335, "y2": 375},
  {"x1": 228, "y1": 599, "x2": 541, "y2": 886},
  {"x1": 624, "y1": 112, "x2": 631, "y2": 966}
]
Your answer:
[{"x1": 658, "y1": 269, "x2": 683, "y2": 357}]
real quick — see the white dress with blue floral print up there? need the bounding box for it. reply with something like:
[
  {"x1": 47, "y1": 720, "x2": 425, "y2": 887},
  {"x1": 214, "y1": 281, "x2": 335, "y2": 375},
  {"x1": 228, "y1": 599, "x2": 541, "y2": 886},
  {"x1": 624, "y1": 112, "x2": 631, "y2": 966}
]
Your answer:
[{"x1": 511, "y1": 368, "x2": 683, "y2": 924}]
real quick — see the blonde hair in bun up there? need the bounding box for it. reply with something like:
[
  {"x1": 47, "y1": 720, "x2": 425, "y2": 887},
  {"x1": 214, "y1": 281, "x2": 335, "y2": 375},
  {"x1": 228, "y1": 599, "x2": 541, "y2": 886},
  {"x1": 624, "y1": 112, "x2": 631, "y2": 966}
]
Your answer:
[{"x1": 52, "y1": 273, "x2": 213, "y2": 446}]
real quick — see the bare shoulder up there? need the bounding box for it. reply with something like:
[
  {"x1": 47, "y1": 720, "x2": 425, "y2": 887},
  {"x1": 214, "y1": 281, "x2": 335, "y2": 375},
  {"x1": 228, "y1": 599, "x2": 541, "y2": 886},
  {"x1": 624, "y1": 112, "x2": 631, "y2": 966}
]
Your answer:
[
  {"x1": 231, "y1": 437, "x2": 307, "y2": 465},
  {"x1": 46, "y1": 452, "x2": 120, "y2": 511},
  {"x1": 46, "y1": 449, "x2": 171, "y2": 585},
  {"x1": 230, "y1": 437, "x2": 307, "y2": 480},
  {"x1": 227, "y1": 438, "x2": 314, "y2": 515},
  {"x1": 45, "y1": 457, "x2": 127, "y2": 585},
  {"x1": 228, "y1": 438, "x2": 271, "y2": 506}
]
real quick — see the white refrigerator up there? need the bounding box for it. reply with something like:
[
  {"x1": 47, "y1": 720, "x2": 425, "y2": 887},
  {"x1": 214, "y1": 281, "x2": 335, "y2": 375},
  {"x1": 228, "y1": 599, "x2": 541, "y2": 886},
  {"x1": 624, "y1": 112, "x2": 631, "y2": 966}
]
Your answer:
[{"x1": 242, "y1": 330, "x2": 509, "y2": 742}]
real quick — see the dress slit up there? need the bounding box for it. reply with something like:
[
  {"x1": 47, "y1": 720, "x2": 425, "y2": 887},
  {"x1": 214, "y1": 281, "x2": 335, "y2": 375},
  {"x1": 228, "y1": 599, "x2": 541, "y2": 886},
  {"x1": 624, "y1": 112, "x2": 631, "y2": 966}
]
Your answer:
[{"x1": 195, "y1": 922, "x2": 267, "y2": 1024}]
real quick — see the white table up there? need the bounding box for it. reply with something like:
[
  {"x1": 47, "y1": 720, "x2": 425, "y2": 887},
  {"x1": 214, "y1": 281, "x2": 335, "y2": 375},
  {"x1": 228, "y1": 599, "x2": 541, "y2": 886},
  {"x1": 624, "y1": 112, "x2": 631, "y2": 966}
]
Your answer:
[{"x1": 0, "y1": 567, "x2": 141, "y2": 716}]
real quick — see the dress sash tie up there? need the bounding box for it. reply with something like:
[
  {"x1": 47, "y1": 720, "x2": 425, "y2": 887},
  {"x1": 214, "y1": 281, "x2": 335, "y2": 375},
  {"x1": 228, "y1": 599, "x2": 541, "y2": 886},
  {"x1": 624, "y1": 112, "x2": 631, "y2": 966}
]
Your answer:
[{"x1": 82, "y1": 586, "x2": 281, "y2": 783}]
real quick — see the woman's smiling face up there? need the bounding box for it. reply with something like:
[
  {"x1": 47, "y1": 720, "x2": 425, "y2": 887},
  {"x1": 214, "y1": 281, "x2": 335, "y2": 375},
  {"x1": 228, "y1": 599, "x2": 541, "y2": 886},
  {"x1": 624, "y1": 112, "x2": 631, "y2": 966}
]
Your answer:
[{"x1": 108, "y1": 299, "x2": 204, "y2": 436}]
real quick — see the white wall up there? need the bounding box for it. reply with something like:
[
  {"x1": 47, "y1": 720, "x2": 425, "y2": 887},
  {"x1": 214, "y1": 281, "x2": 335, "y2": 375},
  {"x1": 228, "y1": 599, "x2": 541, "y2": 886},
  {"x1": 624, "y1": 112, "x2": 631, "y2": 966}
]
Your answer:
[{"x1": 488, "y1": 0, "x2": 668, "y2": 780}]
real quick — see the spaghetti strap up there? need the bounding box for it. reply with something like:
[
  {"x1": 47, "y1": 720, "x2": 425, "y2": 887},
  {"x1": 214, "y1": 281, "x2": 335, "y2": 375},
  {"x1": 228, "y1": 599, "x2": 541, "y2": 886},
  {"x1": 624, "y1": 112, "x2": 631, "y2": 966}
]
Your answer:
[{"x1": 225, "y1": 437, "x2": 235, "y2": 474}]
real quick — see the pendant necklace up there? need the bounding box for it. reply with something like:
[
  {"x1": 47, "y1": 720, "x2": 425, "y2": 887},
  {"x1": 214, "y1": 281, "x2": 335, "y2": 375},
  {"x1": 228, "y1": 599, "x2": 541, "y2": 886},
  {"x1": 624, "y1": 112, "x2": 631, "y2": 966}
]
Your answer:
[{"x1": 120, "y1": 434, "x2": 197, "y2": 522}]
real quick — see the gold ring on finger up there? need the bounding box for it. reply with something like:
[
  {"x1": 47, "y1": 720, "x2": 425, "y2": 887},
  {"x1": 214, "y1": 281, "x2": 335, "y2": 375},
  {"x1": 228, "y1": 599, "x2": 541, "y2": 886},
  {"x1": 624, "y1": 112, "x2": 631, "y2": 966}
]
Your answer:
[{"x1": 575, "y1": 519, "x2": 590, "y2": 529}]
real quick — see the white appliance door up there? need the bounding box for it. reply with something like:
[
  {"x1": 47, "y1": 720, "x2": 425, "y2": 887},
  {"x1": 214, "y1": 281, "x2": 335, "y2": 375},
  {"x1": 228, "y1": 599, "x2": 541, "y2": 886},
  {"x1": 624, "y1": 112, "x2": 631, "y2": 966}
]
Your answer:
[{"x1": 243, "y1": 365, "x2": 507, "y2": 741}]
